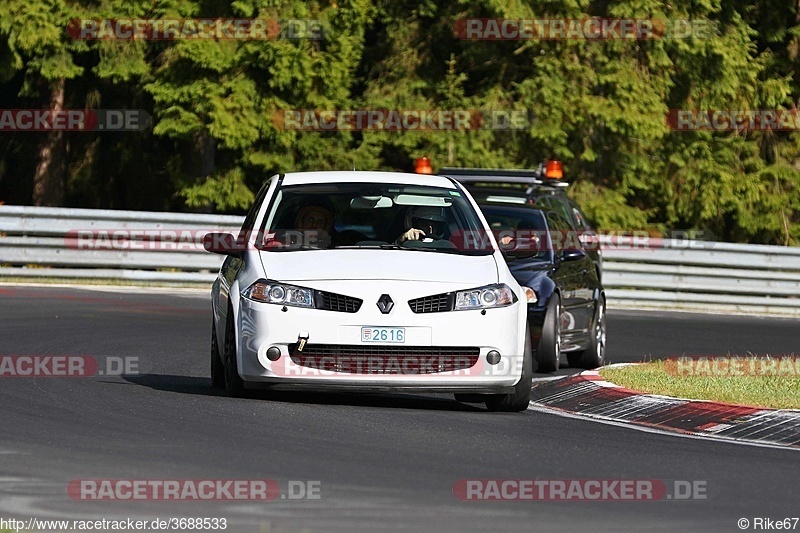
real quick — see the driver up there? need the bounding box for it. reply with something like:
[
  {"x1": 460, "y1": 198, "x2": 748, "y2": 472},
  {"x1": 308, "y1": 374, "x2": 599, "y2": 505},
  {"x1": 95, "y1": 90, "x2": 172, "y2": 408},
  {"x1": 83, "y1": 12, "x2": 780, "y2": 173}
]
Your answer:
[
  {"x1": 396, "y1": 206, "x2": 447, "y2": 244},
  {"x1": 293, "y1": 200, "x2": 335, "y2": 249}
]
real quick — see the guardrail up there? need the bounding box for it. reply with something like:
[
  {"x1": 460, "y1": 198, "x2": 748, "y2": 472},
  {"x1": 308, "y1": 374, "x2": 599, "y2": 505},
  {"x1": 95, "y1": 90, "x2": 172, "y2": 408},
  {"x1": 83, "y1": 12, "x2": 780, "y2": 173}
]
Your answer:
[
  {"x1": 602, "y1": 241, "x2": 800, "y2": 315},
  {"x1": 2, "y1": 206, "x2": 799, "y2": 315},
  {"x1": 0, "y1": 206, "x2": 240, "y2": 284}
]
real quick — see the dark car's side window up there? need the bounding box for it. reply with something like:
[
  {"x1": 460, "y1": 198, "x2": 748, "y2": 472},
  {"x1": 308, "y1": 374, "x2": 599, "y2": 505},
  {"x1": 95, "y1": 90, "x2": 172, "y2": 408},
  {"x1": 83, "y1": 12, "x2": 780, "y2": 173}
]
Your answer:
[
  {"x1": 567, "y1": 199, "x2": 594, "y2": 232},
  {"x1": 546, "y1": 210, "x2": 567, "y2": 227},
  {"x1": 547, "y1": 211, "x2": 581, "y2": 251},
  {"x1": 535, "y1": 195, "x2": 571, "y2": 226},
  {"x1": 551, "y1": 198, "x2": 576, "y2": 227}
]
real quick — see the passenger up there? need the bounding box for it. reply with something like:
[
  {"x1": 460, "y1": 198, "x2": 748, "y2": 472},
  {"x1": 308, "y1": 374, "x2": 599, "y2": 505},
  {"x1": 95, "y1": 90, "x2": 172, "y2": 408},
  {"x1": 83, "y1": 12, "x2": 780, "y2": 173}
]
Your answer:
[{"x1": 498, "y1": 219, "x2": 544, "y2": 249}]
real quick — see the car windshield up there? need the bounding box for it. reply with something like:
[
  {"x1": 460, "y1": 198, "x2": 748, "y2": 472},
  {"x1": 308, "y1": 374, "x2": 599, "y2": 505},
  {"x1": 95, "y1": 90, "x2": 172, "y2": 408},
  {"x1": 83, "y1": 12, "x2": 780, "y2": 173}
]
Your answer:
[
  {"x1": 259, "y1": 182, "x2": 494, "y2": 255},
  {"x1": 478, "y1": 205, "x2": 552, "y2": 261}
]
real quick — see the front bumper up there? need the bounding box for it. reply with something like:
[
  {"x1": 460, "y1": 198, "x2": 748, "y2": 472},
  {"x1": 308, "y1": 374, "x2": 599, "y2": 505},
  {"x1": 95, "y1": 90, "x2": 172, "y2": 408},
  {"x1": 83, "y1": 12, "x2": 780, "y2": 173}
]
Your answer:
[{"x1": 236, "y1": 282, "x2": 525, "y2": 392}]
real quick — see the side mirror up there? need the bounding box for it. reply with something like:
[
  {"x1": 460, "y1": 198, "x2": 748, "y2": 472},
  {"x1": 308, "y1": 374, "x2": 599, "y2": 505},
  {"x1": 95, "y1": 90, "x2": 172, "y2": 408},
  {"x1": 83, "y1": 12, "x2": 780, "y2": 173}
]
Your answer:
[
  {"x1": 203, "y1": 232, "x2": 245, "y2": 257},
  {"x1": 561, "y1": 248, "x2": 586, "y2": 262},
  {"x1": 500, "y1": 248, "x2": 518, "y2": 263},
  {"x1": 501, "y1": 247, "x2": 540, "y2": 262}
]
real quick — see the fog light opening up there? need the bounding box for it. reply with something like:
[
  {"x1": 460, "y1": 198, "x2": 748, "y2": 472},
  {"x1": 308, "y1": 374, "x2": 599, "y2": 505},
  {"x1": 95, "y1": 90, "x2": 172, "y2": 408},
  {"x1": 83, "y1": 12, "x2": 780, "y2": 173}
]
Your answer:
[
  {"x1": 486, "y1": 350, "x2": 501, "y2": 365},
  {"x1": 266, "y1": 346, "x2": 282, "y2": 361}
]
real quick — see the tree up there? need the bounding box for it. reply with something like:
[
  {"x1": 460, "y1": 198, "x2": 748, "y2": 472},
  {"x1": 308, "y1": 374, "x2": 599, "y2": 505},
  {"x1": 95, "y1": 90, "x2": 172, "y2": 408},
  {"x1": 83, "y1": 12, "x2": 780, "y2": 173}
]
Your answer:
[
  {"x1": 0, "y1": 0, "x2": 797, "y2": 244},
  {"x1": 0, "y1": 0, "x2": 85, "y2": 206}
]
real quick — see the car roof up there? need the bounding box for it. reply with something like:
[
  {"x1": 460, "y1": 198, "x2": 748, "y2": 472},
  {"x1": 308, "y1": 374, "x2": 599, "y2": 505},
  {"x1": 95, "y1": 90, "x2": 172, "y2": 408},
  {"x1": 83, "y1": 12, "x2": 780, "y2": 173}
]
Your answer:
[
  {"x1": 441, "y1": 168, "x2": 569, "y2": 189},
  {"x1": 465, "y1": 185, "x2": 529, "y2": 195},
  {"x1": 439, "y1": 167, "x2": 542, "y2": 183},
  {"x1": 462, "y1": 181, "x2": 567, "y2": 196},
  {"x1": 478, "y1": 203, "x2": 553, "y2": 218},
  {"x1": 471, "y1": 193, "x2": 531, "y2": 206},
  {"x1": 282, "y1": 171, "x2": 457, "y2": 188},
  {"x1": 469, "y1": 186, "x2": 566, "y2": 204},
  {"x1": 485, "y1": 203, "x2": 569, "y2": 221}
]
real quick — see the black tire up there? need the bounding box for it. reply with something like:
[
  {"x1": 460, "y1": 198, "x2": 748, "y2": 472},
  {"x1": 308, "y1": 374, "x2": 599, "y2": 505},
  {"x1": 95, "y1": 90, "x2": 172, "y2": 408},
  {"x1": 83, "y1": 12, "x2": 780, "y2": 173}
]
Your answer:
[
  {"x1": 485, "y1": 325, "x2": 533, "y2": 412},
  {"x1": 223, "y1": 308, "x2": 245, "y2": 397},
  {"x1": 536, "y1": 294, "x2": 561, "y2": 373},
  {"x1": 210, "y1": 318, "x2": 225, "y2": 389},
  {"x1": 567, "y1": 295, "x2": 606, "y2": 369}
]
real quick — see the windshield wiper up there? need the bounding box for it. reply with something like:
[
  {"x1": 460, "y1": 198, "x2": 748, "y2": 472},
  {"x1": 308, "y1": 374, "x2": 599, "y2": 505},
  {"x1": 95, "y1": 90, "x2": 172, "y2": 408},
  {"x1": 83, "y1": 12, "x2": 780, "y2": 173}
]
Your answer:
[
  {"x1": 332, "y1": 243, "x2": 493, "y2": 255},
  {"x1": 333, "y1": 243, "x2": 442, "y2": 252},
  {"x1": 265, "y1": 244, "x2": 323, "y2": 252},
  {"x1": 331, "y1": 244, "x2": 402, "y2": 250}
]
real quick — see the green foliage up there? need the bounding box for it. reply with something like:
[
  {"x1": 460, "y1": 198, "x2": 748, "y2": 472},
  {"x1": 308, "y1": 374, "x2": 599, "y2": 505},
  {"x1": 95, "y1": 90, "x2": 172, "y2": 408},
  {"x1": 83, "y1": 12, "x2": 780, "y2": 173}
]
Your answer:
[
  {"x1": 0, "y1": 0, "x2": 86, "y2": 89},
  {"x1": 0, "y1": 0, "x2": 798, "y2": 244},
  {"x1": 180, "y1": 167, "x2": 254, "y2": 210},
  {"x1": 569, "y1": 181, "x2": 655, "y2": 232}
]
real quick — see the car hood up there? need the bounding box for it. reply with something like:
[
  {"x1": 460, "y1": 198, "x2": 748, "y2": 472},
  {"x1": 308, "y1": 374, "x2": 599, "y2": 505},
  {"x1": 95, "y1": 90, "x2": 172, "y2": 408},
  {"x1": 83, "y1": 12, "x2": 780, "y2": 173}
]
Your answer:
[
  {"x1": 259, "y1": 249, "x2": 499, "y2": 284},
  {"x1": 507, "y1": 260, "x2": 551, "y2": 286}
]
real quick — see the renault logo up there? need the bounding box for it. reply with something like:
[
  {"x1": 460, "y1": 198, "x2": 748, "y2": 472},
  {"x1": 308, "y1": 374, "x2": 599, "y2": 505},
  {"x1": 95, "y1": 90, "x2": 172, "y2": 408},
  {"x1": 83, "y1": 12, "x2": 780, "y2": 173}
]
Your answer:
[{"x1": 376, "y1": 294, "x2": 394, "y2": 314}]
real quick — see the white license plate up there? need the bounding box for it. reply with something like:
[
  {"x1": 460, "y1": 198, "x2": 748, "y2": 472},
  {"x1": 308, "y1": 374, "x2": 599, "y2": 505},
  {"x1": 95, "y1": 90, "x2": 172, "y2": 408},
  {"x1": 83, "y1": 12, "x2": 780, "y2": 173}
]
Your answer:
[{"x1": 361, "y1": 327, "x2": 405, "y2": 343}]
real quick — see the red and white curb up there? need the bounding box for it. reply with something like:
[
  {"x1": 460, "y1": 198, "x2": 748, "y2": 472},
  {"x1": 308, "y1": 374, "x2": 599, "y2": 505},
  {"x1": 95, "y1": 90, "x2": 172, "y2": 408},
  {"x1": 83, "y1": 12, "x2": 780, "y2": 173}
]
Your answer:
[{"x1": 528, "y1": 364, "x2": 800, "y2": 450}]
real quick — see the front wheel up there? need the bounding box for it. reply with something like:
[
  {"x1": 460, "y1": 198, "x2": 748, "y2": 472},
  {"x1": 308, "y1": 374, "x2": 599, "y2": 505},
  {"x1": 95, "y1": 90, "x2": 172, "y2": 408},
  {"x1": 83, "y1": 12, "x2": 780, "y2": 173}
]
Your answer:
[
  {"x1": 536, "y1": 294, "x2": 561, "y2": 373},
  {"x1": 223, "y1": 308, "x2": 245, "y2": 397},
  {"x1": 210, "y1": 318, "x2": 225, "y2": 389},
  {"x1": 567, "y1": 295, "x2": 606, "y2": 369},
  {"x1": 485, "y1": 325, "x2": 533, "y2": 412}
]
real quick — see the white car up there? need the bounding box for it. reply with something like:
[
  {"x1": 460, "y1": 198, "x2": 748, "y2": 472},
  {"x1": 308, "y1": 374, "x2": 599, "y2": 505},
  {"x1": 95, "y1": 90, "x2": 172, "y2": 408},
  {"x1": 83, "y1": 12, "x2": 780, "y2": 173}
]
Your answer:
[{"x1": 204, "y1": 171, "x2": 533, "y2": 411}]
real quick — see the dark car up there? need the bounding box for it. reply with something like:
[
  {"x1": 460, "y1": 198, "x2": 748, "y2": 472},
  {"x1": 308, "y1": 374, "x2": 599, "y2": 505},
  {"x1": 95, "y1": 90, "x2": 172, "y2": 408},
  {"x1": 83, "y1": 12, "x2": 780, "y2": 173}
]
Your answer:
[
  {"x1": 477, "y1": 204, "x2": 606, "y2": 372},
  {"x1": 440, "y1": 163, "x2": 603, "y2": 281}
]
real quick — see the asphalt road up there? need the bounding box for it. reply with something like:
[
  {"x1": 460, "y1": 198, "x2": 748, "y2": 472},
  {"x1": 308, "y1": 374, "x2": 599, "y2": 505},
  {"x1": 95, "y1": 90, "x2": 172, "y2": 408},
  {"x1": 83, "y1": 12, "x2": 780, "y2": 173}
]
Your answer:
[{"x1": 1, "y1": 285, "x2": 798, "y2": 532}]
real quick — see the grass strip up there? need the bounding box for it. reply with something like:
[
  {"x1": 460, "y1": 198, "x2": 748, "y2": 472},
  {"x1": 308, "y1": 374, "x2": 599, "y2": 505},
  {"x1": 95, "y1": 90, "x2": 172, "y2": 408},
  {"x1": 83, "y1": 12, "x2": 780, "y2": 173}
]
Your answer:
[{"x1": 600, "y1": 357, "x2": 800, "y2": 410}]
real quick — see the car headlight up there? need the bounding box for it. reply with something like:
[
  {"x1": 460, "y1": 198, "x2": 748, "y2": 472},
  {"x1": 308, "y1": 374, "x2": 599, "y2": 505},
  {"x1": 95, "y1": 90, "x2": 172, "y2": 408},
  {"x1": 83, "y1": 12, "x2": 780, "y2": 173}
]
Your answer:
[
  {"x1": 454, "y1": 283, "x2": 518, "y2": 311},
  {"x1": 242, "y1": 280, "x2": 314, "y2": 308}
]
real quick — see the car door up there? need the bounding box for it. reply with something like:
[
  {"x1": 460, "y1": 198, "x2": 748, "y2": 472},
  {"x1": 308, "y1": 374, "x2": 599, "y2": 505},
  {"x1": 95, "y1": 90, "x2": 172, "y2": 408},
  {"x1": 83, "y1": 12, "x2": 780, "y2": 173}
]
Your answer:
[
  {"x1": 546, "y1": 211, "x2": 593, "y2": 349},
  {"x1": 566, "y1": 198, "x2": 602, "y2": 280},
  {"x1": 216, "y1": 178, "x2": 273, "y2": 340},
  {"x1": 539, "y1": 193, "x2": 602, "y2": 282}
]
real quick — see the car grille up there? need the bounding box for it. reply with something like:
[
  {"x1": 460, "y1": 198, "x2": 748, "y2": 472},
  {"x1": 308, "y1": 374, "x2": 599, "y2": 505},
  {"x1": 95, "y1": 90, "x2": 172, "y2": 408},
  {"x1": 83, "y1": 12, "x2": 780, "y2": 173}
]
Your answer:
[
  {"x1": 315, "y1": 291, "x2": 362, "y2": 313},
  {"x1": 408, "y1": 293, "x2": 452, "y2": 313},
  {"x1": 288, "y1": 344, "x2": 480, "y2": 374}
]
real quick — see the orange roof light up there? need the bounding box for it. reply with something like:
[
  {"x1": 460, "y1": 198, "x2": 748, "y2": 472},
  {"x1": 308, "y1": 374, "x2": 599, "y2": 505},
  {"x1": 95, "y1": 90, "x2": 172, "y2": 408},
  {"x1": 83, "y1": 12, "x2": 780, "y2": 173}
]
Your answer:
[
  {"x1": 415, "y1": 156, "x2": 433, "y2": 174},
  {"x1": 545, "y1": 160, "x2": 563, "y2": 180}
]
